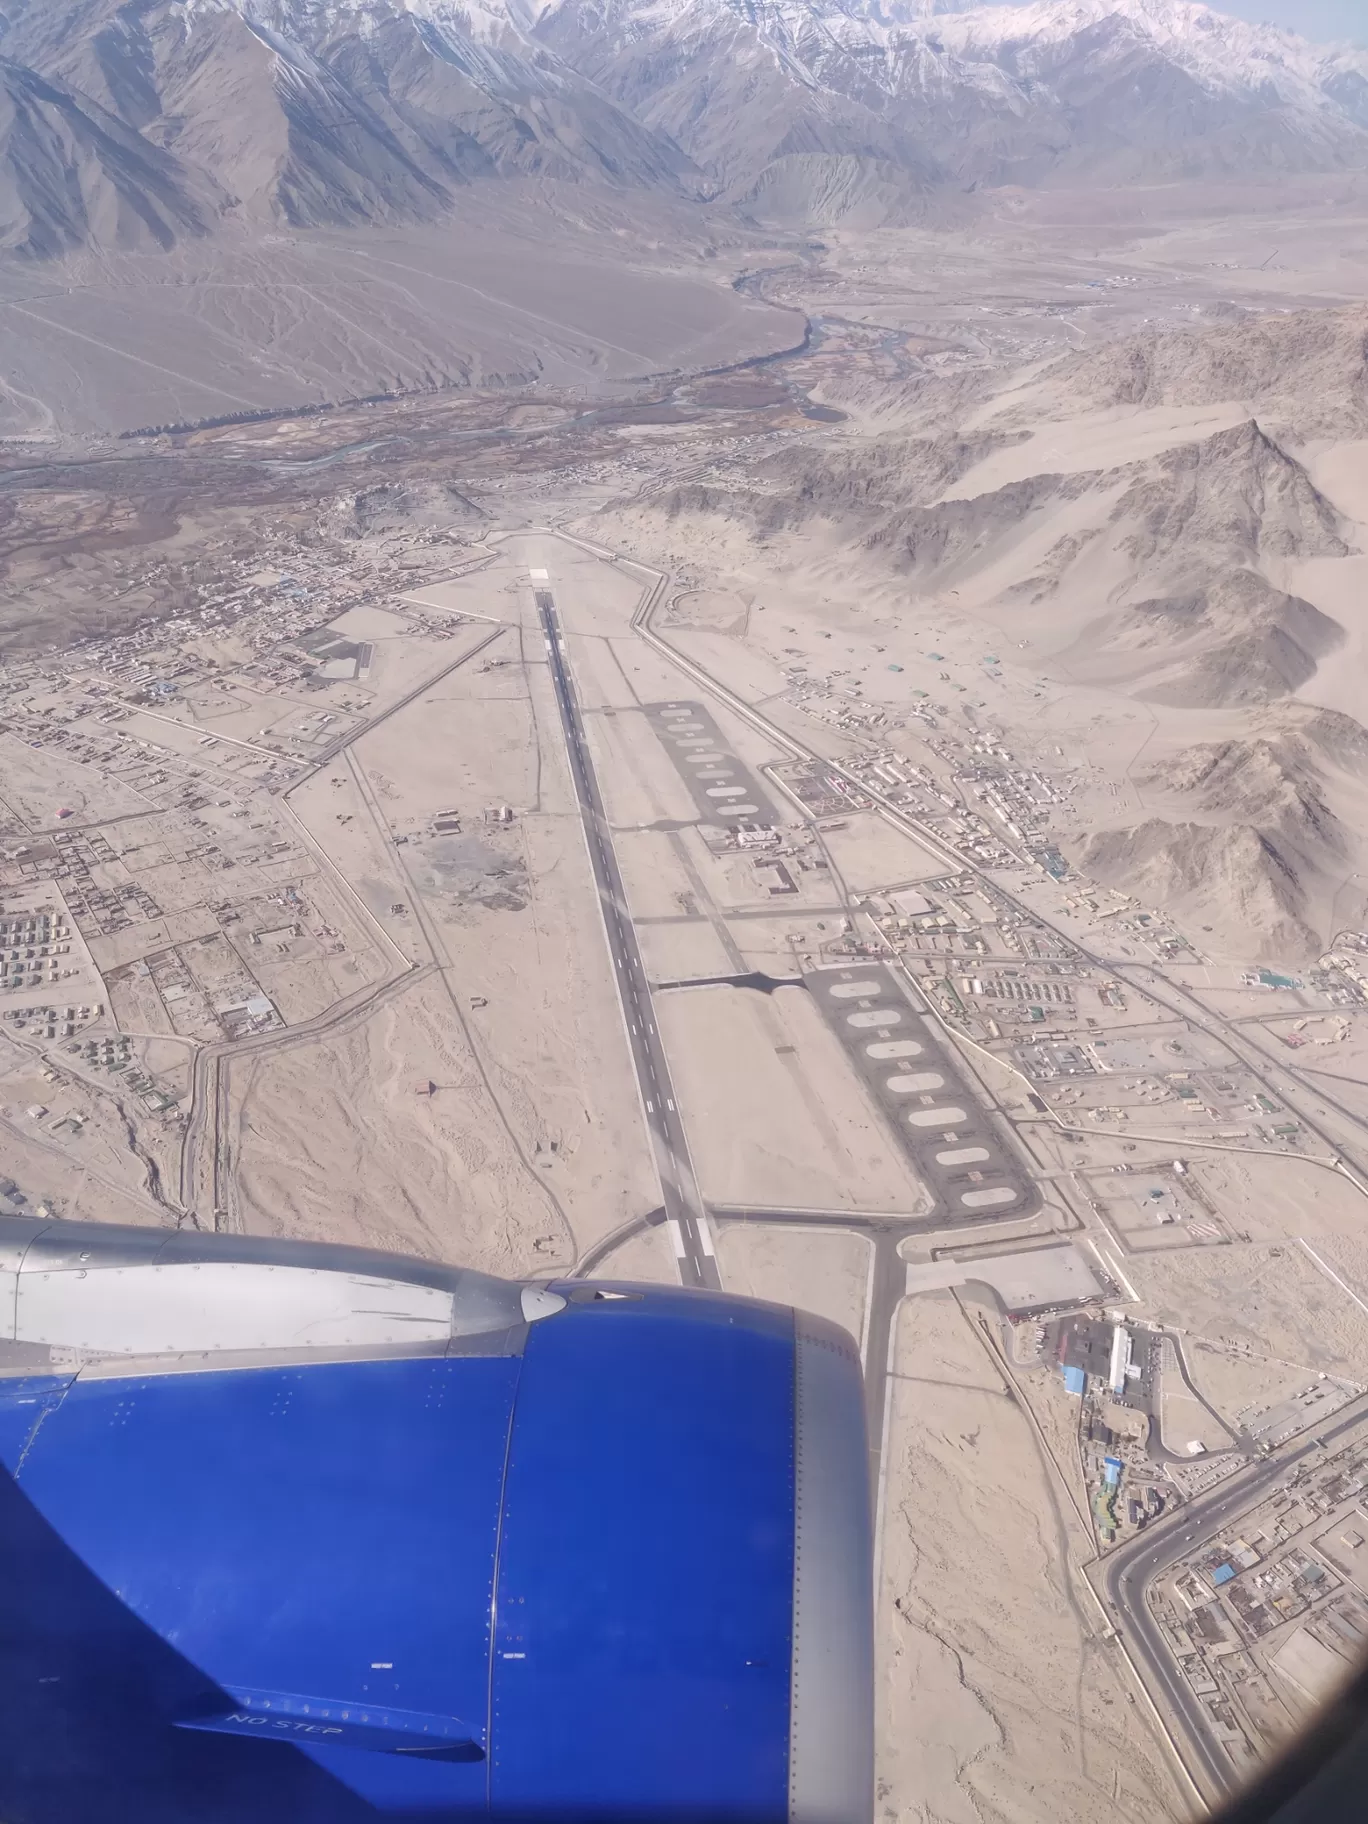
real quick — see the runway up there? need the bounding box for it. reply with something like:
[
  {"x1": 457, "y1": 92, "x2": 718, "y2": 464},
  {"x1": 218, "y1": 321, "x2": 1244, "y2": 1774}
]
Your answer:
[{"x1": 536, "y1": 585, "x2": 719, "y2": 1291}]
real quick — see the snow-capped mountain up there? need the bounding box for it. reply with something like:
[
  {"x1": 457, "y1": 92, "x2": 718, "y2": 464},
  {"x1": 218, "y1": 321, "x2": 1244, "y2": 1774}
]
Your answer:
[
  {"x1": 532, "y1": 0, "x2": 1368, "y2": 196},
  {"x1": 0, "y1": 0, "x2": 1365, "y2": 253}
]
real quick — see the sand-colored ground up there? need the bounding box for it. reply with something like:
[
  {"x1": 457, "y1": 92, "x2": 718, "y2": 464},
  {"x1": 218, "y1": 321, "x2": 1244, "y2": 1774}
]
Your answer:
[
  {"x1": 663, "y1": 589, "x2": 752, "y2": 634},
  {"x1": 1128, "y1": 1243, "x2": 1368, "y2": 1381},
  {"x1": 87, "y1": 905, "x2": 222, "y2": 973},
  {"x1": 1287, "y1": 444, "x2": 1368, "y2": 715},
  {"x1": 902, "y1": 1243, "x2": 1104, "y2": 1310},
  {"x1": 390, "y1": 574, "x2": 507, "y2": 621},
  {"x1": 106, "y1": 973, "x2": 171, "y2": 1038},
  {"x1": 231, "y1": 951, "x2": 652, "y2": 1266},
  {"x1": 0, "y1": 730, "x2": 154, "y2": 827},
  {"x1": 327, "y1": 604, "x2": 418, "y2": 641},
  {"x1": 0, "y1": 1040, "x2": 178, "y2": 1224},
  {"x1": 562, "y1": 628, "x2": 646, "y2": 711},
  {"x1": 762, "y1": 695, "x2": 865, "y2": 763},
  {"x1": 323, "y1": 625, "x2": 493, "y2": 713},
  {"x1": 1305, "y1": 439, "x2": 1368, "y2": 517},
  {"x1": 1184, "y1": 1341, "x2": 1333, "y2": 1429},
  {"x1": 227, "y1": 880, "x2": 391, "y2": 1026},
  {"x1": 228, "y1": 559, "x2": 661, "y2": 1261},
  {"x1": 613, "y1": 828, "x2": 704, "y2": 919},
  {"x1": 286, "y1": 764, "x2": 421, "y2": 956},
  {"x1": 1180, "y1": 1150, "x2": 1368, "y2": 1254},
  {"x1": 658, "y1": 983, "x2": 931, "y2": 1212},
  {"x1": 819, "y1": 812, "x2": 949, "y2": 893},
  {"x1": 639, "y1": 923, "x2": 739, "y2": 981},
  {"x1": 660, "y1": 628, "x2": 793, "y2": 703},
  {"x1": 726, "y1": 913, "x2": 841, "y2": 972},
  {"x1": 588, "y1": 1223, "x2": 679, "y2": 1286},
  {"x1": 584, "y1": 705, "x2": 701, "y2": 828},
  {"x1": 118, "y1": 704, "x2": 298, "y2": 766},
  {"x1": 943, "y1": 403, "x2": 1251, "y2": 499},
  {"x1": 0, "y1": 1109, "x2": 166, "y2": 1229},
  {"x1": 355, "y1": 659, "x2": 542, "y2": 823},
  {"x1": 879, "y1": 1293, "x2": 1187, "y2": 1824},
  {"x1": 1288, "y1": 553, "x2": 1368, "y2": 722},
  {"x1": 229, "y1": 972, "x2": 573, "y2": 1272},
  {"x1": 715, "y1": 1223, "x2": 871, "y2": 1342},
  {"x1": 1157, "y1": 1349, "x2": 1235, "y2": 1457},
  {"x1": 1236, "y1": 1015, "x2": 1368, "y2": 1088},
  {"x1": 606, "y1": 633, "x2": 718, "y2": 706}
]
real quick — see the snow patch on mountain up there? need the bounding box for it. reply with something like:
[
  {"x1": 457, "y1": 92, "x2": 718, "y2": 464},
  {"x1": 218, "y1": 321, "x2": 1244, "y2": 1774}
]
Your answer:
[{"x1": 2, "y1": 0, "x2": 1366, "y2": 249}]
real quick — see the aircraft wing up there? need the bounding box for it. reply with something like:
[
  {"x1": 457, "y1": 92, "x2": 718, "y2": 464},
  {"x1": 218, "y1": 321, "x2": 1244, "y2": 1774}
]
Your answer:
[{"x1": 0, "y1": 1215, "x2": 872, "y2": 1823}]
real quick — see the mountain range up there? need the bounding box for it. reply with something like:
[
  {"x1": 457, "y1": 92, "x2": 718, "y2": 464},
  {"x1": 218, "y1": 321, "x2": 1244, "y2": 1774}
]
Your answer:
[
  {"x1": 1, "y1": 0, "x2": 1367, "y2": 253},
  {"x1": 616, "y1": 300, "x2": 1368, "y2": 957}
]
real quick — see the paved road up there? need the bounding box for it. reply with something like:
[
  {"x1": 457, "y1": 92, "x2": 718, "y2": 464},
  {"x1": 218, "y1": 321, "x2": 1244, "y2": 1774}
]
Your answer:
[
  {"x1": 1110, "y1": 962, "x2": 1368, "y2": 1183},
  {"x1": 274, "y1": 624, "x2": 508, "y2": 793},
  {"x1": 536, "y1": 586, "x2": 718, "y2": 1291},
  {"x1": 547, "y1": 530, "x2": 1368, "y2": 1794},
  {"x1": 573, "y1": 1207, "x2": 665, "y2": 1277},
  {"x1": 732, "y1": 1212, "x2": 903, "y2": 1500},
  {"x1": 708, "y1": 1200, "x2": 1062, "y2": 1497},
  {"x1": 1098, "y1": 1398, "x2": 1368, "y2": 1804},
  {"x1": 626, "y1": 562, "x2": 1368, "y2": 1186},
  {"x1": 179, "y1": 962, "x2": 441, "y2": 1225},
  {"x1": 566, "y1": 531, "x2": 1368, "y2": 1215}
]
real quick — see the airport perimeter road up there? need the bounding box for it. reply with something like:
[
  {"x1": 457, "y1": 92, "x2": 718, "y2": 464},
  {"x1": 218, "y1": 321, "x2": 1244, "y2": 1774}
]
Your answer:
[
  {"x1": 708, "y1": 1204, "x2": 909, "y2": 1481},
  {"x1": 598, "y1": 544, "x2": 1368, "y2": 1189},
  {"x1": 536, "y1": 586, "x2": 719, "y2": 1291},
  {"x1": 1098, "y1": 1398, "x2": 1368, "y2": 1804}
]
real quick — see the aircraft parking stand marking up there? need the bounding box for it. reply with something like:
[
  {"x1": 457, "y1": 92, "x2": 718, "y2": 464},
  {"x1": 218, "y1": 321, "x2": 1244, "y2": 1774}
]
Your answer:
[
  {"x1": 806, "y1": 963, "x2": 1037, "y2": 1223},
  {"x1": 641, "y1": 701, "x2": 777, "y2": 827}
]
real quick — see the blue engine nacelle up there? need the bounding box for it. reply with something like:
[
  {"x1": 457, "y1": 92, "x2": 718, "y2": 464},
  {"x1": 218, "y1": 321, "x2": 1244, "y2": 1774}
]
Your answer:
[{"x1": 0, "y1": 1216, "x2": 872, "y2": 1823}]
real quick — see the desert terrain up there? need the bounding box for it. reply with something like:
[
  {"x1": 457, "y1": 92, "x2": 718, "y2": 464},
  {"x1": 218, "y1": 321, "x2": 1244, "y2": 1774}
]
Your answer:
[{"x1": 7, "y1": 49, "x2": 1368, "y2": 1812}]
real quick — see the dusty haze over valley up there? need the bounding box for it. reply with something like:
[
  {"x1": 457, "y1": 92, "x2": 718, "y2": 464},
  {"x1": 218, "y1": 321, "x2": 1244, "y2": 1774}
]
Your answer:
[{"x1": 7, "y1": 1, "x2": 1368, "y2": 1820}]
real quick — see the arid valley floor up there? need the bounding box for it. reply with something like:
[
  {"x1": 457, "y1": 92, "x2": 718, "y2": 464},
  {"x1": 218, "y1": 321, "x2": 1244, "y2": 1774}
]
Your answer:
[{"x1": 8, "y1": 176, "x2": 1368, "y2": 1822}]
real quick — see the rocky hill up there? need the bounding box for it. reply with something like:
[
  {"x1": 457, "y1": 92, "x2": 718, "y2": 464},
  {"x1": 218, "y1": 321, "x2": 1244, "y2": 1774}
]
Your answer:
[
  {"x1": 1017, "y1": 304, "x2": 1368, "y2": 441},
  {"x1": 0, "y1": 53, "x2": 217, "y2": 255},
  {"x1": 627, "y1": 327, "x2": 1368, "y2": 963},
  {"x1": 1078, "y1": 709, "x2": 1368, "y2": 959},
  {"x1": 660, "y1": 415, "x2": 1347, "y2": 615},
  {"x1": 540, "y1": 0, "x2": 1368, "y2": 201},
  {"x1": 1106, "y1": 571, "x2": 1344, "y2": 709},
  {"x1": 1080, "y1": 819, "x2": 1319, "y2": 961},
  {"x1": 1112, "y1": 419, "x2": 1347, "y2": 575}
]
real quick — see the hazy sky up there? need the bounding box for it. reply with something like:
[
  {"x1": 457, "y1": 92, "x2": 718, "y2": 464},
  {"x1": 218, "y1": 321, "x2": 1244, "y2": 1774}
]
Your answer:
[
  {"x1": 985, "y1": 0, "x2": 1366, "y2": 50},
  {"x1": 1213, "y1": 0, "x2": 1367, "y2": 44}
]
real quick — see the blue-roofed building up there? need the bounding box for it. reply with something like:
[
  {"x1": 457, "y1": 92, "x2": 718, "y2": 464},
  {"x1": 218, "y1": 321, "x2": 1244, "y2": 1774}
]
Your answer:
[{"x1": 0, "y1": 1216, "x2": 872, "y2": 1823}]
